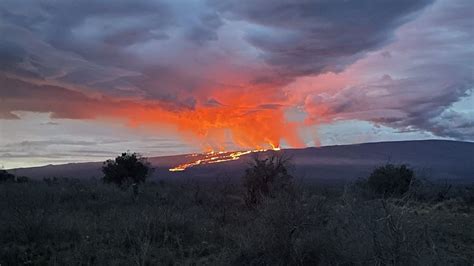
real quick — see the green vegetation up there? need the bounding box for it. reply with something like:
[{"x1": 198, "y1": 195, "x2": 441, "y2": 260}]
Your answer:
[{"x1": 0, "y1": 158, "x2": 473, "y2": 265}]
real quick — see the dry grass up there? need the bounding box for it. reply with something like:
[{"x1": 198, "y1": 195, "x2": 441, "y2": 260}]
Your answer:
[{"x1": 0, "y1": 178, "x2": 472, "y2": 265}]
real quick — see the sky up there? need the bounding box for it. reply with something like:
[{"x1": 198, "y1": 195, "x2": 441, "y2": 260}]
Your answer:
[{"x1": 0, "y1": 0, "x2": 473, "y2": 169}]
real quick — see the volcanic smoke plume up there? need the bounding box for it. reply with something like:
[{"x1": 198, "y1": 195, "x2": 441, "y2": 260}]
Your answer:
[{"x1": 1, "y1": 0, "x2": 473, "y2": 158}]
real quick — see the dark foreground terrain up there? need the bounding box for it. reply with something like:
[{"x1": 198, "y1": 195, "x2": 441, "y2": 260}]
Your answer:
[{"x1": 1, "y1": 176, "x2": 473, "y2": 265}]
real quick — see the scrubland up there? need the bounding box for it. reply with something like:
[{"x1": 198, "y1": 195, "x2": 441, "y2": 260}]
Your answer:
[{"x1": 0, "y1": 165, "x2": 473, "y2": 265}]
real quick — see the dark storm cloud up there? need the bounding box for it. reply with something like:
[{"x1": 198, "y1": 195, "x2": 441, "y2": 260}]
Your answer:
[
  {"x1": 0, "y1": 0, "x2": 432, "y2": 96},
  {"x1": 214, "y1": 0, "x2": 433, "y2": 77},
  {"x1": 185, "y1": 12, "x2": 223, "y2": 44},
  {"x1": 432, "y1": 110, "x2": 474, "y2": 139},
  {"x1": 0, "y1": 41, "x2": 26, "y2": 65},
  {"x1": 0, "y1": 74, "x2": 181, "y2": 122},
  {"x1": 0, "y1": 73, "x2": 200, "y2": 122},
  {"x1": 303, "y1": 0, "x2": 474, "y2": 140},
  {"x1": 306, "y1": 75, "x2": 473, "y2": 139},
  {"x1": 1, "y1": 0, "x2": 173, "y2": 50},
  {"x1": 0, "y1": 75, "x2": 107, "y2": 119},
  {"x1": 0, "y1": 0, "x2": 172, "y2": 96}
]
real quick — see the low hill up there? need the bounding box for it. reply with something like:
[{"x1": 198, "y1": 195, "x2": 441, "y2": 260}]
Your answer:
[{"x1": 9, "y1": 140, "x2": 474, "y2": 183}]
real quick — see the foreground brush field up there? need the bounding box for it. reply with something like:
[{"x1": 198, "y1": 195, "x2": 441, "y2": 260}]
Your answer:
[{"x1": 1, "y1": 175, "x2": 473, "y2": 265}]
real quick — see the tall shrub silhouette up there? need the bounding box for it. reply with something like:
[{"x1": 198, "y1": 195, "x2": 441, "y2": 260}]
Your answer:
[
  {"x1": 367, "y1": 164, "x2": 414, "y2": 197},
  {"x1": 102, "y1": 152, "x2": 152, "y2": 197},
  {"x1": 0, "y1": 170, "x2": 15, "y2": 183},
  {"x1": 242, "y1": 154, "x2": 294, "y2": 206}
]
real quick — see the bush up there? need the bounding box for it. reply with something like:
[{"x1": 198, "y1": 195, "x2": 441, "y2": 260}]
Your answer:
[
  {"x1": 461, "y1": 185, "x2": 474, "y2": 204},
  {"x1": 0, "y1": 170, "x2": 16, "y2": 183},
  {"x1": 15, "y1": 176, "x2": 29, "y2": 183},
  {"x1": 242, "y1": 154, "x2": 294, "y2": 206},
  {"x1": 0, "y1": 170, "x2": 28, "y2": 183},
  {"x1": 102, "y1": 152, "x2": 153, "y2": 197},
  {"x1": 367, "y1": 164, "x2": 414, "y2": 197}
]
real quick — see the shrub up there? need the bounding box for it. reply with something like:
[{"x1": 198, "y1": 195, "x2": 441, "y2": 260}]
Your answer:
[
  {"x1": 102, "y1": 152, "x2": 153, "y2": 196},
  {"x1": 0, "y1": 170, "x2": 16, "y2": 183},
  {"x1": 367, "y1": 164, "x2": 414, "y2": 197},
  {"x1": 242, "y1": 154, "x2": 294, "y2": 206},
  {"x1": 461, "y1": 185, "x2": 474, "y2": 204},
  {"x1": 0, "y1": 170, "x2": 28, "y2": 183},
  {"x1": 15, "y1": 176, "x2": 29, "y2": 183}
]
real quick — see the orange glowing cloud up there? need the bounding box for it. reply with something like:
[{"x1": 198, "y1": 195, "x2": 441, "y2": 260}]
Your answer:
[
  {"x1": 0, "y1": 74, "x2": 304, "y2": 151},
  {"x1": 121, "y1": 88, "x2": 305, "y2": 151}
]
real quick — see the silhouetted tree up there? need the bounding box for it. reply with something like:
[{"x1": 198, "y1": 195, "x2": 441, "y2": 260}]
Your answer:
[
  {"x1": 367, "y1": 164, "x2": 414, "y2": 197},
  {"x1": 0, "y1": 170, "x2": 15, "y2": 183},
  {"x1": 102, "y1": 152, "x2": 152, "y2": 198},
  {"x1": 242, "y1": 154, "x2": 294, "y2": 206}
]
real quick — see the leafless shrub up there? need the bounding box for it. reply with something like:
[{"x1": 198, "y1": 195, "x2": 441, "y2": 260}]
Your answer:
[{"x1": 242, "y1": 153, "x2": 295, "y2": 206}]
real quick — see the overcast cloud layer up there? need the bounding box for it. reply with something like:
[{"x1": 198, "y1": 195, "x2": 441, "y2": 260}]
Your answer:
[{"x1": 0, "y1": 0, "x2": 473, "y2": 167}]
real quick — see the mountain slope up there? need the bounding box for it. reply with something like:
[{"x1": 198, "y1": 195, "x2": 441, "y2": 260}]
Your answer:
[{"x1": 9, "y1": 140, "x2": 474, "y2": 183}]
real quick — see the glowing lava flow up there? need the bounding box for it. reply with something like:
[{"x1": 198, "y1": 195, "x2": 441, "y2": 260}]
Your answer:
[{"x1": 169, "y1": 147, "x2": 280, "y2": 172}]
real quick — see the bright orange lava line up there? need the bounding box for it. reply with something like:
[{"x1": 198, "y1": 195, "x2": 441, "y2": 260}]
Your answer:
[{"x1": 169, "y1": 147, "x2": 280, "y2": 172}]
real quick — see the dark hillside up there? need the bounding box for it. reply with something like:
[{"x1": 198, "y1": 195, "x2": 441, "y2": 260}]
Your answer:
[{"x1": 10, "y1": 140, "x2": 474, "y2": 183}]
